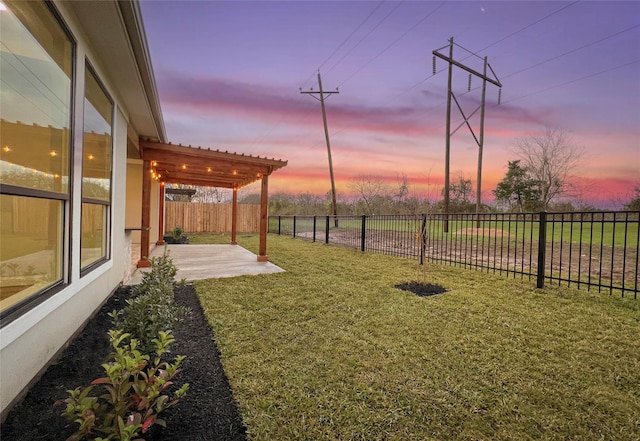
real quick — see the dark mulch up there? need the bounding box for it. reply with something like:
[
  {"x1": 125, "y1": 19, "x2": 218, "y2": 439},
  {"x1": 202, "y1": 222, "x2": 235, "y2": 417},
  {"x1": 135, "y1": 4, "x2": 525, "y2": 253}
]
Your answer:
[
  {"x1": 1, "y1": 285, "x2": 246, "y2": 441},
  {"x1": 395, "y1": 281, "x2": 447, "y2": 297}
]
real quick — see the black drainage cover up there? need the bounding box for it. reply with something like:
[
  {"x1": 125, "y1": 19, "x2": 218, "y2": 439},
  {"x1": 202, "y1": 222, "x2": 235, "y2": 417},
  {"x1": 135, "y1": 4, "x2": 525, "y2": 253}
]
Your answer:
[{"x1": 395, "y1": 282, "x2": 447, "y2": 297}]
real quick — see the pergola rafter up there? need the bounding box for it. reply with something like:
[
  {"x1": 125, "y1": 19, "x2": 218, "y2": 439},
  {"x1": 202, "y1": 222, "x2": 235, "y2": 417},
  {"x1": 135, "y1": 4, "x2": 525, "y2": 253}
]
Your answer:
[{"x1": 136, "y1": 139, "x2": 287, "y2": 267}]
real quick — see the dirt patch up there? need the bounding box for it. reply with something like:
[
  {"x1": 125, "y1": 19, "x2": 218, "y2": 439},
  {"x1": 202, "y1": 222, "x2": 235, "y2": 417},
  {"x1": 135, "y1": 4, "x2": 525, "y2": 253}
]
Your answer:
[{"x1": 395, "y1": 281, "x2": 447, "y2": 297}]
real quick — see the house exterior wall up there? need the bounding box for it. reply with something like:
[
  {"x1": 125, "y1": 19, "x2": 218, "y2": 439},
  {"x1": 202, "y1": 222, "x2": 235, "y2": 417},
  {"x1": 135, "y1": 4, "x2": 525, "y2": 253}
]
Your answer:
[{"x1": 0, "y1": 1, "x2": 156, "y2": 417}]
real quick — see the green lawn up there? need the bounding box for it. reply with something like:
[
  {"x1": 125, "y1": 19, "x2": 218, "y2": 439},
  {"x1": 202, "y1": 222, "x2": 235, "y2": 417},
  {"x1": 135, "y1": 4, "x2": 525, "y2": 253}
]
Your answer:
[{"x1": 191, "y1": 233, "x2": 640, "y2": 441}]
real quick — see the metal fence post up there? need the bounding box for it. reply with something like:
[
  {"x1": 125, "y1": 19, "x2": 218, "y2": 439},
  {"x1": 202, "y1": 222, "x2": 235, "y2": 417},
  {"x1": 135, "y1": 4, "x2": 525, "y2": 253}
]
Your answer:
[
  {"x1": 325, "y1": 215, "x2": 330, "y2": 244},
  {"x1": 313, "y1": 216, "x2": 317, "y2": 242},
  {"x1": 361, "y1": 215, "x2": 367, "y2": 252},
  {"x1": 293, "y1": 216, "x2": 297, "y2": 238},
  {"x1": 420, "y1": 213, "x2": 427, "y2": 265},
  {"x1": 536, "y1": 211, "x2": 547, "y2": 289},
  {"x1": 278, "y1": 216, "x2": 281, "y2": 235}
]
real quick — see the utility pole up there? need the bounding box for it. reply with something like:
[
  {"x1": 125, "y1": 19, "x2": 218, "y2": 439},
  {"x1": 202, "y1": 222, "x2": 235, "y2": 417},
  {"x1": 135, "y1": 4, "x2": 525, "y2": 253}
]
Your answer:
[
  {"x1": 300, "y1": 71, "x2": 339, "y2": 226},
  {"x1": 432, "y1": 37, "x2": 502, "y2": 232}
]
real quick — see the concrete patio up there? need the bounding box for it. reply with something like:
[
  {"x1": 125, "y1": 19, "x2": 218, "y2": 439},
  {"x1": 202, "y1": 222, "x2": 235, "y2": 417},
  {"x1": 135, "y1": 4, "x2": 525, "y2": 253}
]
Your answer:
[{"x1": 127, "y1": 244, "x2": 284, "y2": 285}]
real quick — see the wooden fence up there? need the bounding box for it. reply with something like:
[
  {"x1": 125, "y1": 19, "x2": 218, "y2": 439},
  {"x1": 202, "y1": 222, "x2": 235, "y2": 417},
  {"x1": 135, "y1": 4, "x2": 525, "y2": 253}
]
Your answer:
[{"x1": 165, "y1": 202, "x2": 260, "y2": 233}]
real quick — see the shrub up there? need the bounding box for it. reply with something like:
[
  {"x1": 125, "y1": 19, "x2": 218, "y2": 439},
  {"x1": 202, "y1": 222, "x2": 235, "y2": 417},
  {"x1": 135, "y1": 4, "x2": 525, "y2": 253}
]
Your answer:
[
  {"x1": 57, "y1": 329, "x2": 189, "y2": 441},
  {"x1": 171, "y1": 225, "x2": 185, "y2": 243},
  {"x1": 111, "y1": 251, "x2": 189, "y2": 353}
]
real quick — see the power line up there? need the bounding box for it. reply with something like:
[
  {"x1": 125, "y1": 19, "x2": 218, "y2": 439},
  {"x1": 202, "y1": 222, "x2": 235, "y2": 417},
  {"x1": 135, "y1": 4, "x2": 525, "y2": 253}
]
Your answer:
[
  {"x1": 299, "y1": 1, "x2": 385, "y2": 90},
  {"x1": 501, "y1": 23, "x2": 640, "y2": 80},
  {"x1": 475, "y1": 1, "x2": 581, "y2": 53},
  {"x1": 319, "y1": 1, "x2": 385, "y2": 74},
  {"x1": 408, "y1": 1, "x2": 582, "y2": 90},
  {"x1": 337, "y1": 1, "x2": 447, "y2": 88},
  {"x1": 454, "y1": 23, "x2": 640, "y2": 101},
  {"x1": 499, "y1": 59, "x2": 640, "y2": 106},
  {"x1": 324, "y1": 2, "x2": 403, "y2": 77}
]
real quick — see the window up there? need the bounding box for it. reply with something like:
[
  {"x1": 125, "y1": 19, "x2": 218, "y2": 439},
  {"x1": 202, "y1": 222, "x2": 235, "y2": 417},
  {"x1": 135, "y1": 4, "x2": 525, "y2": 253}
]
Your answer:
[
  {"x1": 81, "y1": 64, "x2": 112, "y2": 271},
  {"x1": 0, "y1": 1, "x2": 73, "y2": 317}
]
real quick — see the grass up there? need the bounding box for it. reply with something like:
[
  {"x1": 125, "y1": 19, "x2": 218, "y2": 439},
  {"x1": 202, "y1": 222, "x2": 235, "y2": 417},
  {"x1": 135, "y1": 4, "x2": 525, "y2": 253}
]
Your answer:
[{"x1": 191, "y1": 233, "x2": 640, "y2": 441}]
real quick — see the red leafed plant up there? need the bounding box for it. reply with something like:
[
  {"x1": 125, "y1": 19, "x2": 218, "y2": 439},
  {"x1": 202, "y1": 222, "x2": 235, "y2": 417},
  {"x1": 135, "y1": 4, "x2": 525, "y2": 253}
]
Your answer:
[{"x1": 56, "y1": 329, "x2": 188, "y2": 441}]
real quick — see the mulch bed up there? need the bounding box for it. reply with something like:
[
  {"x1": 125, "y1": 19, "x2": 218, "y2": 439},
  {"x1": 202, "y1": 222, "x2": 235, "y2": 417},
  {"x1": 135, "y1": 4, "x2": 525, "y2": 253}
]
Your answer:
[
  {"x1": 1, "y1": 285, "x2": 247, "y2": 441},
  {"x1": 395, "y1": 281, "x2": 447, "y2": 297}
]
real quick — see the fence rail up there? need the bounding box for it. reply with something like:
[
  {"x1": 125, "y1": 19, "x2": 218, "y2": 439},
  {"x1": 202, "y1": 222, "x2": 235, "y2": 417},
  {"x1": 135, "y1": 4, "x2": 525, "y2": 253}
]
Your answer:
[{"x1": 269, "y1": 211, "x2": 640, "y2": 299}]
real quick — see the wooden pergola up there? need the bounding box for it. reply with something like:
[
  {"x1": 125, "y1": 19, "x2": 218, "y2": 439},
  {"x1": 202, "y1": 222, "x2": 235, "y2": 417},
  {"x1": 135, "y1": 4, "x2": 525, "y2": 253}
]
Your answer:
[{"x1": 137, "y1": 139, "x2": 287, "y2": 267}]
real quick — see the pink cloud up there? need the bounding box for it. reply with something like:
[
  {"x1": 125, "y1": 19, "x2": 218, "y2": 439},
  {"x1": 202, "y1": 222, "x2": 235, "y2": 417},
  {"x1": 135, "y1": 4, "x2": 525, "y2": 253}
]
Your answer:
[{"x1": 157, "y1": 71, "x2": 439, "y2": 138}]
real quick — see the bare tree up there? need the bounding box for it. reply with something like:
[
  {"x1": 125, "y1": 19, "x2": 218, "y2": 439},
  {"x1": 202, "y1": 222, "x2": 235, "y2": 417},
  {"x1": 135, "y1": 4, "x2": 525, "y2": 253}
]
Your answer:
[
  {"x1": 348, "y1": 174, "x2": 391, "y2": 214},
  {"x1": 192, "y1": 186, "x2": 230, "y2": 203},
  {"x1": 512, "y1": 127, "x2": 583, "y2": 210},
  {"x1": 394, "y1": 173, "x2": 409, "y2": 204}
]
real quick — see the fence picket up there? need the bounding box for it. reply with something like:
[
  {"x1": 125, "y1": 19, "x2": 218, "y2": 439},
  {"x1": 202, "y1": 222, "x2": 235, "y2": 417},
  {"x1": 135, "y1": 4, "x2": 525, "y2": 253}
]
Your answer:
[{"x1": 165, "y1": 202, "x2": 259, "y2": 233}]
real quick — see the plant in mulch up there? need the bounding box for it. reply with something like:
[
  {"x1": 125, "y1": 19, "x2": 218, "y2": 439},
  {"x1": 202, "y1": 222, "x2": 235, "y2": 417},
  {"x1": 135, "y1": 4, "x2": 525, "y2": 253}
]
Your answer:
[
  {"x1": 56, "y1": 329, "x2": 188, "y2": 441},
  {"x1": 164, "y1": 226, "x2": 189, "y2": 244},
  {"x1": 111, "y1": 251, "x2": 190, "y2": 354},
  {"x1": 56, "y1": 251, "x2": 191, "y2": 440}
]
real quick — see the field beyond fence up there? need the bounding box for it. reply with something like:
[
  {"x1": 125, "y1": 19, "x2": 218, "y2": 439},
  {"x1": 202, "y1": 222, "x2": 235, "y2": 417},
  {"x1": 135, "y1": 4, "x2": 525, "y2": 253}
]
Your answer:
[{"x1": 269, "y1": 211, "x2": 639, "y2": 299}]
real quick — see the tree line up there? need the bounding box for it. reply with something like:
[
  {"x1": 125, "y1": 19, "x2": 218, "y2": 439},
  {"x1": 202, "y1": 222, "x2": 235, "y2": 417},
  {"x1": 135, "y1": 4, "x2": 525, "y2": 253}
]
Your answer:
[{"x1": 167, "y1": 127, "x2": 639, "y2": 214}]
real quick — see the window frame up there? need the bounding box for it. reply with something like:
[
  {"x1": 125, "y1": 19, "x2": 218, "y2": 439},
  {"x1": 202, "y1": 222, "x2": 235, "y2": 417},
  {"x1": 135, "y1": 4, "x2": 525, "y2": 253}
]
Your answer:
[
  {"x1": 0, "y1": 1, "x2": 76, "y2": 326},
  {"x1": 79, "y1": 61, "x2": 114, "y2": 276}
]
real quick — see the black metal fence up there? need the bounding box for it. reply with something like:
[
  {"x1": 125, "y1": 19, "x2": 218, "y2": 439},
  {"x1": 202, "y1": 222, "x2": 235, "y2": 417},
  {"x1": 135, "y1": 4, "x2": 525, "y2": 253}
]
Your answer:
[{"x1": 268, "y1": 211, "x2": 640, "y2": 299}]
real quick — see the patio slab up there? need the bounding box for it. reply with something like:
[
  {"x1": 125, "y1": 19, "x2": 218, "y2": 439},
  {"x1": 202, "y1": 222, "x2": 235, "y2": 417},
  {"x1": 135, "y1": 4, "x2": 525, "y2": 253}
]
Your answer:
[{"x1": 127, "y1": 244, "x2": 284, "y2": 285}]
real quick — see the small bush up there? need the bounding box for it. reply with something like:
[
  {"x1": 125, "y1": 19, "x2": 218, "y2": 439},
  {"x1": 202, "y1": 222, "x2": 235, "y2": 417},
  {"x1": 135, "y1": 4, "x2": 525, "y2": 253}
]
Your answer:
[
  {"x1": 171, "y1": 226, "x2": 185, "y2": 242},
  {"x1": 112, "y1": 251, "x2": 189, "y2": 353},
  {"x1": 57, "y1": 329, "x2": 189, "y2": 441}
]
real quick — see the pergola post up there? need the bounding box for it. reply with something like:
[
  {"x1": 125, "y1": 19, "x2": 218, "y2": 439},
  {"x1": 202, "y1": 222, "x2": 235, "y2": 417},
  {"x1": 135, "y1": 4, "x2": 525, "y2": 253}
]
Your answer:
[
  {"x1": 257, "y1": 174, "x2": 269, "y2": 262},
  {"x1": 156, "y1": 182, "x2": 165, "y2": 245},
  {"x1": 137, "y1": 159, "x2": 152, "y2": 268},
  {"x1": 231, "y1": 187, "x2": 238, "y2": 245}
]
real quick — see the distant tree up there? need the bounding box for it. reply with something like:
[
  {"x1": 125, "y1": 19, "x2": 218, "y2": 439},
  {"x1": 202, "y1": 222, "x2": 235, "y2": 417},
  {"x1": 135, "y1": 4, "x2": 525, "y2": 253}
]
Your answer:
[
  {"x1": 295, "y1": 192, "x2": 325, "y2": 215},
  {"x1": 493, "y1": 160, "x2": 542, "y2": 212},
  {"x1": 240, "y1": 192, "x2": 262, "y2": 205},
  {"x1": 624, "y1": 186, "x2": 640, "y2": 211},
  {"x1": 439, "y1": 173, "x2": 475, "y2": 213},
  {"x1": 512, "y1": 127, "x2": 583, "y2": 210},
  {"x1": 394, "y1": 173, "x2": 409, "y2": 204},
  {"x1": 348, "y1": 174, "x2": 391, "y2": 214},
  {"x1": 449, "y1": 173, "x2": 473, "y2": 204},
  {"x1": 192, "y1": 186, "x2": 230, "y2": 203}
]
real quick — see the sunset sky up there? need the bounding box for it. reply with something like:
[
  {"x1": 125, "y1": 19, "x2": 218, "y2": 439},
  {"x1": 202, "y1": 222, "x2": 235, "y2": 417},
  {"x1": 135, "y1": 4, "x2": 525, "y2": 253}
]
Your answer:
[{"x1": 140, "y1": 0, "x2": 640, "y2": 208}]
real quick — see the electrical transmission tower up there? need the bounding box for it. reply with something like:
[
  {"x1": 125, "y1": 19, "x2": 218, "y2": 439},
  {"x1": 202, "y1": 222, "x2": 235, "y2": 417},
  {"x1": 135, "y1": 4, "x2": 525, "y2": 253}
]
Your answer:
[
  {"x1": 433, "y1": 37, "x2": 502, "y2": 231},
  {"x1": 300, "y1": 71, "x2": 339, "y2": 225}
]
